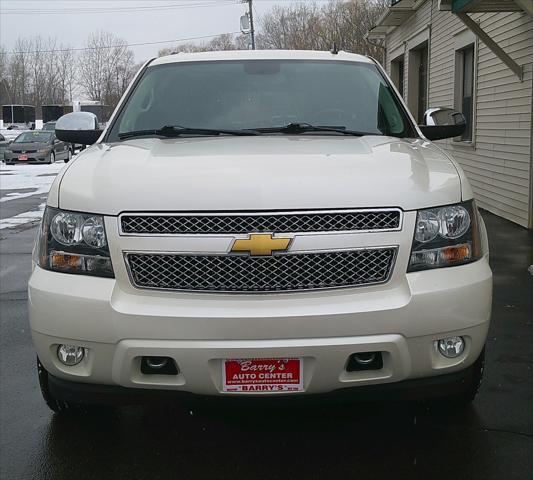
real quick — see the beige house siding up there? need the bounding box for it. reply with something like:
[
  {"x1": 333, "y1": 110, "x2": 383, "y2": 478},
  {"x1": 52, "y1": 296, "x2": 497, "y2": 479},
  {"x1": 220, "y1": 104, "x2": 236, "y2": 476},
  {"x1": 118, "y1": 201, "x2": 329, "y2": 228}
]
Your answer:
[{"x1": 383, "y1": 2, "x2": 533, "y2": 227}]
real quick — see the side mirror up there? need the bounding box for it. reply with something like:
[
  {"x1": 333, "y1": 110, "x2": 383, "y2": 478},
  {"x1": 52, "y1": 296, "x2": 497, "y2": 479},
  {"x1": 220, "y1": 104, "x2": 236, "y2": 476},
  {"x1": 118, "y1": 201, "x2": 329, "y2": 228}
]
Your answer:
[
  {"x1": 419, "y1": 107, "x2": 466, "y2": 141},
  {"x1": 55, "y1": 112, "x2": 103, "y2": 145}
]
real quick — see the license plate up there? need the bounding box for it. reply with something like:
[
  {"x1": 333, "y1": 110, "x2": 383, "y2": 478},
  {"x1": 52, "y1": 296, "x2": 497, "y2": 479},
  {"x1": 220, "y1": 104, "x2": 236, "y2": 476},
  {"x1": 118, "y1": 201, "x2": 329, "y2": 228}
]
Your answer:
[
  {"x1": 222, "y1": 358, "x2": 303, "y2": 393},
  {"x1": 18, "y1": 155, "x2": 28, "y2": 161}
]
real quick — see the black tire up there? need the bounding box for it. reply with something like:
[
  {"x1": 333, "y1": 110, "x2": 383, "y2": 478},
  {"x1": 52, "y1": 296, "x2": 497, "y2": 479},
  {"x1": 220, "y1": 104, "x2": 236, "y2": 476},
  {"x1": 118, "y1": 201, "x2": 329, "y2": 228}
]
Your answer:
[
  {"x1": 37, "y1": 358, "x2": 110, "y2": 415},
  {"x1": 64, "y1": 149, "x2": 72, "y2": 163},
  {"x1": 458, "y1": 347, "x2": 485, "y2": 404},
  {"x1": 430, "y1": 348, "x2": 485, "y2": 409},
  {"x1": 49, "y1": 152, "x2": 55, "y2": 164}
]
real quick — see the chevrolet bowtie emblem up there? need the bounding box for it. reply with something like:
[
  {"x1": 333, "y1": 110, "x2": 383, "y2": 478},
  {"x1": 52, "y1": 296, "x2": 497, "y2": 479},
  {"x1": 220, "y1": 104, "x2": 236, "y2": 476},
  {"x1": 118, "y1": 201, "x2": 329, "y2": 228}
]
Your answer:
[{"x1": 231, "y1": 233, "x2": 292, "y2": 256}]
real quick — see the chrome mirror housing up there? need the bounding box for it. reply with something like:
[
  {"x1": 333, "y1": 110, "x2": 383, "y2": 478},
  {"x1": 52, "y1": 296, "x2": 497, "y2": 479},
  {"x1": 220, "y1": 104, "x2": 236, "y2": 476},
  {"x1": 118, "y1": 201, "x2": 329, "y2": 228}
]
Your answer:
[
  {"x1": 419, "y1": 107, "x2": 466, "y2": 141},
  {"x1": 55, "y1": 112, "x2": 103, "y2": 145}
]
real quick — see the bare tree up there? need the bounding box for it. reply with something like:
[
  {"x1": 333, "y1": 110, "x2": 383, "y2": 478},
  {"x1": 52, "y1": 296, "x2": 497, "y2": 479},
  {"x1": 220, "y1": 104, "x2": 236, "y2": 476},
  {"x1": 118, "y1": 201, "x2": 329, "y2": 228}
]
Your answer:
[
  {"x1": 57, "y1": 47, "x2": 77, "y2": 103},
  {"x1": 0, "y1": 46, "x2": 9, "y2": 107},
  {"x1": 78, "y1": 31, "x2": 135, "y2": 108},
  {"x1": 1, "y1": 36, "x2": 79, "y2": 108},
  {"x1": 158, "y1": 1, "x2": 386, "y2": 60},
  {"x1": 260, "y1": 0, "x2": 387, "y2": 60},
  {"x1": 7, "y1": 38, "x2": 32, "y2": 104},
  {"x1": 158, "y1": 33, "x2": 249, "y2": 57}
]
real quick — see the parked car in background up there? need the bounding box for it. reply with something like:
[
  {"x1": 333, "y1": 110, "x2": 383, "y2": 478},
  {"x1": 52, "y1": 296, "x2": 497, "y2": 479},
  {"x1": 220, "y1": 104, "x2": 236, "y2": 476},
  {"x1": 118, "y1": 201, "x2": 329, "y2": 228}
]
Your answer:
[
  {"x1": 4, "y1": 130, "x2": 71, "y2": 164},
  {"x1": 43, "y1": 121, "x2": 75, "y2": 159},
  {"x1": 0, "y1": 133, "x2": 11, "y2": 160}
]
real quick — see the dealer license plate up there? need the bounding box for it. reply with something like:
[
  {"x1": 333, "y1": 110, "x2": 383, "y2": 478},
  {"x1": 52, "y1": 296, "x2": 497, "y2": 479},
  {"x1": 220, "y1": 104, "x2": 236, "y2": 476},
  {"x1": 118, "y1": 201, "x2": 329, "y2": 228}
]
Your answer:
[
  {"x1": 18, "y1": 155, "x2": 28, "y2": 161},
  {"x1": 222, "y1": 358, "x2": 304, "y2": 393}
]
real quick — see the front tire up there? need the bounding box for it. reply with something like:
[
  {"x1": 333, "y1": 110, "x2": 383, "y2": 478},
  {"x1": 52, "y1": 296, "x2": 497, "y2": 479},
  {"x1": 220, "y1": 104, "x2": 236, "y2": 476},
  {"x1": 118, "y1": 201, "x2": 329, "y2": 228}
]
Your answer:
[
  {"x1": 430, "y1": 348, "x2": 485, "y2": 408},
  {"x1": 64, "y1": 149, "x2": 72, "y2": 163},
  {"x1": 49, "y1": 152, "x2": 55, "y2": 164},
  {"x1": 37, "y1": 358, "x2": 108, "y2": 415},
  {"x1": 456, "y1": 347, "x2": 485, "y2": 404}
]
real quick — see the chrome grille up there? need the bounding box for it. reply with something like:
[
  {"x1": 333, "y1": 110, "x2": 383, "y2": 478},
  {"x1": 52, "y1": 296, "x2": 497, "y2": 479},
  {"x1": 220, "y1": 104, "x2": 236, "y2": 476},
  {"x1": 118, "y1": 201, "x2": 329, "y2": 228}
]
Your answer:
[
  {"x1": 120, "y1": 210, "x2": 401, "y2": 235},
  {"x1": 126, "y1": 248, "x2": 397, "y2": 293}
]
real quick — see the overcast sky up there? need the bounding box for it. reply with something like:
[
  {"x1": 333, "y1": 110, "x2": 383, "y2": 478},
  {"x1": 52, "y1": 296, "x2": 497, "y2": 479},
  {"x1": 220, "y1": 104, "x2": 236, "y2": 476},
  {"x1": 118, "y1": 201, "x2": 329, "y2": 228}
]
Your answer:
[{"x1": 0, "y1": 0, "x2": 332, "y2": 62}]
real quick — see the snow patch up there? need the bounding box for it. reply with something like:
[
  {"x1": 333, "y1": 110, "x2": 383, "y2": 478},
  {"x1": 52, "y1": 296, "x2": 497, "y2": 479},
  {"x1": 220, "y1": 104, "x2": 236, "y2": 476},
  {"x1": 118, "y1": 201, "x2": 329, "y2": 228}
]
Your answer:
[
  {"x1": 0, "y1": 202, "x2": 46, "y2": 230},
  {"x1": 0, "y1": 162, "x2": 65, "y2": 203},
  {"x1": 0, "y1": 162, "x2": 65, "y2": 230}
]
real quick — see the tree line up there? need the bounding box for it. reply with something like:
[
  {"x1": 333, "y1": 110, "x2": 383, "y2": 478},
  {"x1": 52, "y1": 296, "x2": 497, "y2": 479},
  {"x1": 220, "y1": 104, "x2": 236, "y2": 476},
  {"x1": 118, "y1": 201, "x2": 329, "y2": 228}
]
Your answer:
[
  {"x1": 0, "y1": 31, "x2": 138, "y2": 111},
  {"x1": 159, "y1": 1, "x2": 386, "y2": 59},
  {"x1": 0, "y1": 0, "x2": 385, "y2": 113}
]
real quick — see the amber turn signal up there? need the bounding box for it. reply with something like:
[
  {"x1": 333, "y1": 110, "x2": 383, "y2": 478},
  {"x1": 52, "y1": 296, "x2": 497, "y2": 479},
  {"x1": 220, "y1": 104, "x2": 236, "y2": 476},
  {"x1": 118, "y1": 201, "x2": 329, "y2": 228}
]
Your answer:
[
  {"x1": 50, "y1": 252, "x2": 83, "y2": 271},
  {"x1": 440, "y1": 244, "x2": 471, "y2": 264}
]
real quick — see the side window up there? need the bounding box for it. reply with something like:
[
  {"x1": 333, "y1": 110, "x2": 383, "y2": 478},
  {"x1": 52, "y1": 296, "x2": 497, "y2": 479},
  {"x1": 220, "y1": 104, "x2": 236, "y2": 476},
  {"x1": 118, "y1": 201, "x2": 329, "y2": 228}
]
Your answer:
[
  {"x1": 378, "y1": 84, "x2": 406, "y2": 136},
  {"x1": 455, "y1": 44, "x2": 475, "y2": 142}
]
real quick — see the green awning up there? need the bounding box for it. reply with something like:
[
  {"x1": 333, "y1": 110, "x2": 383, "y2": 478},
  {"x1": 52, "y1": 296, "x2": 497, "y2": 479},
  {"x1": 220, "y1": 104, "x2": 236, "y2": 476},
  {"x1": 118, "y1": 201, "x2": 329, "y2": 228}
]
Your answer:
[
  {"x1": 452, "y1": 0, "x2": 472, "y2": 12},
  {"x1": 452, "y1": 0, "x2": 523, "y2": 13}
]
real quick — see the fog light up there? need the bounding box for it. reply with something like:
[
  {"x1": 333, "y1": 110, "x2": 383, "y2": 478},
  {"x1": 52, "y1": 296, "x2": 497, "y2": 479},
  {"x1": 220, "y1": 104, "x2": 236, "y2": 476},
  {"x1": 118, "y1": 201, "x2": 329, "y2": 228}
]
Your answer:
[
  {"x1": 146, "y1": 357, "x2": 168, "y2": 369},
  {"x1": 437, "y1": 336, "x2": 465, "y2": 358},
  {"x1": 354, "y1": 352, "x2": 377, "y2": 365},
  {"x1": 57, "y1": 344, "x2": 85, "y2": 366}
]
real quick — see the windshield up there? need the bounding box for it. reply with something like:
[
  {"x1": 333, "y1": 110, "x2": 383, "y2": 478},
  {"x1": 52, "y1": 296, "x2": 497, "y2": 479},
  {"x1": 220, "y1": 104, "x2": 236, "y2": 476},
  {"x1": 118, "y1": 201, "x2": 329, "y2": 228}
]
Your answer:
[
  {"x1": 107, "y1": 60, "x2": 414, "y2": 141},
  {"x1": 14, "y1": 131, "x2": 52, "y2": 143}
]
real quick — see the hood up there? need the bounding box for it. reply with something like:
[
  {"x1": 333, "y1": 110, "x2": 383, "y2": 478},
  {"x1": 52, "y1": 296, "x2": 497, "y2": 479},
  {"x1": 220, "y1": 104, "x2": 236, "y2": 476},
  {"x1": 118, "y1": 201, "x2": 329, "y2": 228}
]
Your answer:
[
  {"x1": 10, "y1": 141, "x2": 49, "y2": 150},
  {"x1": 57, "y1": 135, "x2": 462, "y2": 215}
]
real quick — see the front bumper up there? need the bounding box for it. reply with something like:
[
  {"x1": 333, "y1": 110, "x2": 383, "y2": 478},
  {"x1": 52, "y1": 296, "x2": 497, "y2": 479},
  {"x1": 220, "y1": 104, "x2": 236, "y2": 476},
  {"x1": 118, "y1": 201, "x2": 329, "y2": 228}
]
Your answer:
[
  {"x1": 29, "y1": 256, "x2": 492, "y2": 397},
  {"x1": 4, "y1": 152, "x2": 51, "y2": 163},
  {"x1": 47, "y1": 356, "x2": 482, "y2": 405}
]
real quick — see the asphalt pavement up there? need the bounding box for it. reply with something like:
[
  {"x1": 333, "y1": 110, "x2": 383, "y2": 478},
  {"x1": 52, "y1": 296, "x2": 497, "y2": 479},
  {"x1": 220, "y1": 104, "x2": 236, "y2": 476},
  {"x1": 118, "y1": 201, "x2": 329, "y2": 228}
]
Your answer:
[{"x1": 0, "y1": 190, "x2": 532, "y2": 480}]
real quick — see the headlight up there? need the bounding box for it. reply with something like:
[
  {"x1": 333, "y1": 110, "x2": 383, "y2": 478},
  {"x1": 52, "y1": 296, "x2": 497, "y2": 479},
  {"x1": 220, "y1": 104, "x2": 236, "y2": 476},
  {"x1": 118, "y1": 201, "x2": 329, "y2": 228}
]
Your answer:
[
  {"x1": 408, "y1": 200, "x2": 482, "y2": 272},
  {"x1": 37, "y1": 148, "x2": 51, "y2": 154},
  {"x1": 36, "y1": 207, "x2": 114, "y2": 278}
]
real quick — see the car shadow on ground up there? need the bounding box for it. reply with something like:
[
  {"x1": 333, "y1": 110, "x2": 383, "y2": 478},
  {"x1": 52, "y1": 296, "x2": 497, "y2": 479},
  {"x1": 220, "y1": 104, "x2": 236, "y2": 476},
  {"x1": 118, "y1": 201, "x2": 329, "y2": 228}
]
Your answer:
[{"x1": 41, "y1": 400, "x2": 498, "y2": 480}]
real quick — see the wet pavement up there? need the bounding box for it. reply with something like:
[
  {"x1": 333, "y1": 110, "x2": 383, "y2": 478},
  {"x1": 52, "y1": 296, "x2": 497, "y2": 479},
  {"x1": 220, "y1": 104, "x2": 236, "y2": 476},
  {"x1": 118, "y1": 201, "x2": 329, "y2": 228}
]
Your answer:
[{"x1": 0, "y1": 207, "x2": 532, "y2": 480}]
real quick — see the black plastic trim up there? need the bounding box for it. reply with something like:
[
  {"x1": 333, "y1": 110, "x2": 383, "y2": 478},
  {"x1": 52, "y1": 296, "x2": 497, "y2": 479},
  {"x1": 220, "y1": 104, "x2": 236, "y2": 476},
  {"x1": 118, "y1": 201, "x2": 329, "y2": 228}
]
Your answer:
[{"x1": 47, "y1": 363, "x2": 477, "y2": 407}]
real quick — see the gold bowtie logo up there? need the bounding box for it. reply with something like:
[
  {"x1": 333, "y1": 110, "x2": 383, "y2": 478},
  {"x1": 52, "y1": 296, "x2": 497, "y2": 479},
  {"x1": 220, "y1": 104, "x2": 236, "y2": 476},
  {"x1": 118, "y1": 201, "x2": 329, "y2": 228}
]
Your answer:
[{"x1": 231, "y1": 233, "x2": 292, "y2": 256}]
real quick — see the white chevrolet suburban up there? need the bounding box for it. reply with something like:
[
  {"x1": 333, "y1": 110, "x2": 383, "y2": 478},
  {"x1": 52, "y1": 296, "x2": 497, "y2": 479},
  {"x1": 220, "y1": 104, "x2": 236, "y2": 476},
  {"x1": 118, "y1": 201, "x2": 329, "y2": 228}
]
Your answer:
[{"x1": 30, "y1": 50, "x2": 492, "y2": 413}]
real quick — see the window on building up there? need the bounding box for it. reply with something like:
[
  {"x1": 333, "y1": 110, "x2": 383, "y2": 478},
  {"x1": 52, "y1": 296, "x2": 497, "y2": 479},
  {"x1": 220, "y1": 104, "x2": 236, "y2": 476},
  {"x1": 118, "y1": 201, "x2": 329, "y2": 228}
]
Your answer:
[
  {"x1": 391, "y1": 55, "x2": 405, "y2": 98},
  {"x1": 407, "y1": 41, "x2": 429, "y2": 123},
  {"x1": 417, "y1": 45, "x2": 428, "y2": 123},
  {"x1": 457, "y1": 44, "x2": 475, "y2": 141}
]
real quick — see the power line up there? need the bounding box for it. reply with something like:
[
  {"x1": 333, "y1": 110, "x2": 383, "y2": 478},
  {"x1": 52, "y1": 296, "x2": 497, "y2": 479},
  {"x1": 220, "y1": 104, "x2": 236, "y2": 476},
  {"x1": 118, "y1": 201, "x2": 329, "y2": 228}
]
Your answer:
[
  {"x1": 1, "y1": 1, "x2": 239, "y2": 14},
  {"x1": 0, "y1": 32, "x2": 243, "y2": 55}
]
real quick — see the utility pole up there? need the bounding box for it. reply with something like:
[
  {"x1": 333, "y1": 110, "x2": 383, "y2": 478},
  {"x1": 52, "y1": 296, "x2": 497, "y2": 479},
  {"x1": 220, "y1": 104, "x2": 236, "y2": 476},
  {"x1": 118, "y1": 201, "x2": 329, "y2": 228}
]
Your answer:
[{"x1": 242, "y1": 0, "x2": 255, "y2": 50}]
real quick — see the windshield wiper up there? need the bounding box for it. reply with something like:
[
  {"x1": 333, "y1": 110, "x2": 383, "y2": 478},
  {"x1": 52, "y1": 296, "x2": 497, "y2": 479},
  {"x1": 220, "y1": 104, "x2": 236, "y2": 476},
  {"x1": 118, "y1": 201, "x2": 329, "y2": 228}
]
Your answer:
[
  {"x1": 251, "y1": 123, "x2": 374, "y2": 136},
  {"x1": 118, "y1": 125, "x2": 261, "y2": 140}
]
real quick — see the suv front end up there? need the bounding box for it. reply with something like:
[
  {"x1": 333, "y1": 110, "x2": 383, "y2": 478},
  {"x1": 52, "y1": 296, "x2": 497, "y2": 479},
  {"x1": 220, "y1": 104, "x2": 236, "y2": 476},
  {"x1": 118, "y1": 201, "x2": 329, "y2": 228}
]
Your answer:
[{"x1": 29, "y1": 51, "x2": 492, "y2": 412}]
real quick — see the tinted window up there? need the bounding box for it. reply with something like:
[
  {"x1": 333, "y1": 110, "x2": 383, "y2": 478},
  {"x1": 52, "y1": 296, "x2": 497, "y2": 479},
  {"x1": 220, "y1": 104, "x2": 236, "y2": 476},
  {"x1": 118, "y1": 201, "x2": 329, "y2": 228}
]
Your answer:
[
  {"x1": 461, "y1": 45, "x2": 474, "y2": 141},
  {"x1": 108, "y1": 60, "x2": 413, "y2": 140}
]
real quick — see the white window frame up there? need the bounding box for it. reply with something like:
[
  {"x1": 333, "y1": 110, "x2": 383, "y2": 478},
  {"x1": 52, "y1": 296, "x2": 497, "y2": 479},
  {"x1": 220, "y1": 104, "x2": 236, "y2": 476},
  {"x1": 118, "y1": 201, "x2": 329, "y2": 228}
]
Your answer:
[
  {"x1": 406, "y1": 28, "x2": 431, "y2": 124},
  {"x1": 453, "y1": 29, "x2": 477, "y2": 147},
  {"x1": 390, "y1": 52, "x2": 406, "y2": 99}
]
